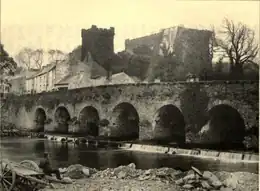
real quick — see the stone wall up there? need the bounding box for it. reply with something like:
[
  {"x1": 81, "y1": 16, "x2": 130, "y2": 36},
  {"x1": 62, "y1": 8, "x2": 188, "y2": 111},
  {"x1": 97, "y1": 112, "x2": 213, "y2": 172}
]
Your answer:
[
  {"x1": 125, "y1": 26, "x2": 213, "y2": 81},
  {"x1": 81, "y1": 25, "x2": 115, "y2": 69},
  {"x1": 3, "y1": 81, "x2": 258, "y2": 144},
  {"x1": 173, "y1": 27, "x2": 213, "y2": 77},
  {"x1": 125, "y1": 33, "x2": 161, "y2": 55}
]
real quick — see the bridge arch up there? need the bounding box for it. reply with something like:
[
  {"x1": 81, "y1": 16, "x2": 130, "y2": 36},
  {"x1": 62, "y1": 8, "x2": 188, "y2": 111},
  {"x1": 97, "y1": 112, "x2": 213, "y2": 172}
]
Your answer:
[
  {"x1": 200, "y1": 103, "x2": 246, "y2": 148},
  {"x1": 152, "y1": 104, "x2": 185, "y2": 144},
  {"x1": 54, "y1": 106, "x2": 71, "y2": 133},
  {"x1": 207, "y1": 99, "x2": 256, "y2": 129},
  {"x1": 111, "y1": 102, "x2": 139, "y2": 140},
  {"x1": 78, "y1": 106, "x2": 100, "y2": 136},
  {"x1": 34, "y1": 107, "x2": 47, "y2": 132}
]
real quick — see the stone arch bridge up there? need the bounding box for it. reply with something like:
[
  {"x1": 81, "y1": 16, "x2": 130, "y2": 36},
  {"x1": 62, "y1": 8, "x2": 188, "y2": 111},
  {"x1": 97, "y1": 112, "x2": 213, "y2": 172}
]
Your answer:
[{"x1": 4, "y1": 81, "x2": 258, "y2": 146}]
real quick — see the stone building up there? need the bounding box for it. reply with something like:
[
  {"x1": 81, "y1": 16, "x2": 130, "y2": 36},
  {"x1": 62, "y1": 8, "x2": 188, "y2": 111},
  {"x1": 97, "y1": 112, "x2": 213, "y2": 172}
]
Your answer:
[
  {"x1": 81, "y1": 25, "x2": 115, "y2": 70},
  {"x1": 4, "y1": 69, "x2": 39, "y2": 95},
  {"x1": 25, "y1": 61, "x2": 70, "y2": 94},
  {"x1": 55, "y1": 56, "x2": 108, "y2": 90},
  {"x1": 125, "y1": 26, "x2": 213, "y2": 81}
]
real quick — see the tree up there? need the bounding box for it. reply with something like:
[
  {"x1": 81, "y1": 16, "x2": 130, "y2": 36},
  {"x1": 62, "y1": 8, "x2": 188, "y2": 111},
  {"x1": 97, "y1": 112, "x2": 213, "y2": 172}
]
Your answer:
[
  {"x1": 15, "y1": 47, "x2": 34, "y2": 69},
  {"x1": 215, "y1": 18, "x2": 259, "y2": 79},
  {"x1": 0, "y1": 43, "x2": 17, "y2": 75},
  {"x1": 48, "y1": 49, "x2": 66, "y2": 63},
  {"x1": 32, "y1": 49, "x2": 44, "y2": 69},
  {"x1": 15, "y1": 48, "x2": 45, "y2": 70},
  {"x1": 68, "y1": 45, "x2": 82, "y2": 64}
]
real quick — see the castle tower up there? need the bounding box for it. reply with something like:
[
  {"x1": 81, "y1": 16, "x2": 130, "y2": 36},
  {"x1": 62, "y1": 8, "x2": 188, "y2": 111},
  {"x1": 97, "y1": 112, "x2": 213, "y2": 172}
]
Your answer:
[{"x1": 81, "y1": 25, "x2": 115, "y2": 70}]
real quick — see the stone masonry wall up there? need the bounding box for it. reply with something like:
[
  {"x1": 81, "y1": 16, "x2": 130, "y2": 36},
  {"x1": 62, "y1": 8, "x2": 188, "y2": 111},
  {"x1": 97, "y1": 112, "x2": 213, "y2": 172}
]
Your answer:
[
  {"x1": 173, "y1": 27, "x2": 213, "y2": 77},
  {"x1": 125, "y1": 33, "x2": 161, "y2": 54},
  {"x1": 3, "y1": 81, "x2": 258, "y2": 142},
  {"x1": 125, "y1": 27, "x2": 213, "y2": 81},
  {"x1": 81, "y1": 25, "x2": 115, "y2": 70}
]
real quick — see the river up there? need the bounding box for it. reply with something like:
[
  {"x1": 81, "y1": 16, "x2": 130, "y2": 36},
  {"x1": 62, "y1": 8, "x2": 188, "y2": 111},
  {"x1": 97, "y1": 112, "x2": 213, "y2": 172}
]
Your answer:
[{"x1": 0, "y1": 138, "x2": 258, "y2": 173}]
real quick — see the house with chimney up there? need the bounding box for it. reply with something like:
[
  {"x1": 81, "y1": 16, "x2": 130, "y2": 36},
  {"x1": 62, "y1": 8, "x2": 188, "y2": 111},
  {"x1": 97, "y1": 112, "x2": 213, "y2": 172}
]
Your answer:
[{"x1": 25, "y1": 60, "x2": 70, "y2": 94}]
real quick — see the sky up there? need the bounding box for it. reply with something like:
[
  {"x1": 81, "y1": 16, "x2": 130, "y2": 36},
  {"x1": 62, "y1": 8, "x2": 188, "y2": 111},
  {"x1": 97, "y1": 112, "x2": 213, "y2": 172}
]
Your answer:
[{"x1": 1, "y1": 0, "x2": 259, "y2": 59}]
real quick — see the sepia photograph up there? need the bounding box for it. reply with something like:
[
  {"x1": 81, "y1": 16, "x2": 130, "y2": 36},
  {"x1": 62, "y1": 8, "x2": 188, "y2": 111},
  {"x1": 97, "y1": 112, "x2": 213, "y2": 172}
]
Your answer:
[{"x1": 0, "y1": 0, "x2": 259, "y2": 190}]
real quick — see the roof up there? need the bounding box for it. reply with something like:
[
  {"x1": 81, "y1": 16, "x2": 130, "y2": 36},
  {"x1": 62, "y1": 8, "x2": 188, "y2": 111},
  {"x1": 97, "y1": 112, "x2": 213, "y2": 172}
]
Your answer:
[
  {"x1": 27, "y1": 63, "x2": 56, "y2": 79},
  {"x1": 131, "y1": 76, "x2": 142, "y2": 83},
  {"x1": 5, "y1": 68, "x2": 39, "y2": 81},
  {"x1": 109, "y1": 72, "x2": 135, "y2": 84},
  {"x1": 54, "y1": 74, "x2": 77, "y2": 85},
  {"x1": 86, "y1": 52, "x2": 107, "y2": 78},
  {"x1": 67, "y1": 73, "x2": 107, "y2": 89}
]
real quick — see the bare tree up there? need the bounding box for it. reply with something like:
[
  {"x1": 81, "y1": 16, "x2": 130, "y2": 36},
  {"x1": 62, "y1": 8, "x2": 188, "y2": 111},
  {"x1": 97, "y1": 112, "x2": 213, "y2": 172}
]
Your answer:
[
  {"x1": 215, "y1": 18, "x2": 259, "y2": 79},
  {"x1": 15, "y1": 47, "x2": 34, "y2": 69},
  {"x1": 48, "y1": 49, "x2": 66, "y2": 63},
  {"x1": 32, "y1": 49, "x2": 44, "y2": 69}
]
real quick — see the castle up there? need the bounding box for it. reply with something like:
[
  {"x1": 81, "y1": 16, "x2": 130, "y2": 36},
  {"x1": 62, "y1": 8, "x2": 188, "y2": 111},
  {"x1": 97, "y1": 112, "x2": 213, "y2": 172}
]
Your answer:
[{"x1": 81, "y1": 25, "x2": 115, "y2": 71}]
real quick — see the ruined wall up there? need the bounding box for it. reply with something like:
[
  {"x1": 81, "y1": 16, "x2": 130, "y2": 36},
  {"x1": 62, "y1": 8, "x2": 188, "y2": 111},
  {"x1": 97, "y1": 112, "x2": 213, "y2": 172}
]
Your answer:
[
  {"x1": 125, "y1": 27, "x2": 213, "y2": 81},
  {"x1": 81, "y1": 25, "x2": 115, "y2": 69},
  {"x1": 125, "y1": 33, "x2": 161, "y2": 55},
  {"x1": 173, "y1": 27, "x2": 213, "y2": 77},
  {"x1": 3, "y1": 81, "x2": 258, "y2": 145}
]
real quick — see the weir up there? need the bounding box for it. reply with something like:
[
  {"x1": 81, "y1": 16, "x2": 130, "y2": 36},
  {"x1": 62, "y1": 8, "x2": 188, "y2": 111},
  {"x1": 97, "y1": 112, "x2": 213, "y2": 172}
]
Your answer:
[{"x1": 43, "y1": 134, "x2": 259, "y2": 163}]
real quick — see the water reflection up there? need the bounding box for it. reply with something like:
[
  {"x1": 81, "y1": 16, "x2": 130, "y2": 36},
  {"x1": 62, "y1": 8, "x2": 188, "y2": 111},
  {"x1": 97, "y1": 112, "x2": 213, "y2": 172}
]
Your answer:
[{"x1": 0, "y1": 138, "x2": 258, "y2": 174}]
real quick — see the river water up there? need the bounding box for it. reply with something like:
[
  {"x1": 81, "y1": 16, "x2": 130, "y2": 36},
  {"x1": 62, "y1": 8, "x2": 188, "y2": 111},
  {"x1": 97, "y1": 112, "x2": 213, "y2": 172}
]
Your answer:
[{"x1": 0, "y1": 138, "x2": 258, "y2": 173}]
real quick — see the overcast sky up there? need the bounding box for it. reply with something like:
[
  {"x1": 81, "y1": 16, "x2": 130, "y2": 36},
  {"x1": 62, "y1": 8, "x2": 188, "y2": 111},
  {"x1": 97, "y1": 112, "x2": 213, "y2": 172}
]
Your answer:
[{"x1": 1, "y1": 0, "x2": 259, "y2": 58}]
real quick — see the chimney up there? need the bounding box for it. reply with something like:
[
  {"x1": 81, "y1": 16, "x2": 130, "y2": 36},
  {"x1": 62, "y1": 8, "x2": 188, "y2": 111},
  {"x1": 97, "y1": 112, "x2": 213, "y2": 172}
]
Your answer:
[{"x1": 106, "y1": 70, "x2": 112, "y2": 81}]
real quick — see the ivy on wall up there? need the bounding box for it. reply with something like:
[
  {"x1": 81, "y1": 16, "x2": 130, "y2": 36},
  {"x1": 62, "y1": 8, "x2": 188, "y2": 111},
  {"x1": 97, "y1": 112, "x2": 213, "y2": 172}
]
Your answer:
[
  {"x1": 3, "y1": 82, "x2": 258, "y2": 132},
  {"x1": 44, "y1": 118, "x2": 53, "y2": 124},
  {"x1": 179, "y1": 84, "x2": 210, "y2": 134}
]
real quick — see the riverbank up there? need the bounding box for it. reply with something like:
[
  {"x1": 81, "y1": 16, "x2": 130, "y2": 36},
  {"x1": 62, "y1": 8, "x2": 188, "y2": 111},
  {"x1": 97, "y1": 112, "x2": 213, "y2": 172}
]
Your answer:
[{"x1": 41, "y1": 163, "x2": 259, "y2": 191}]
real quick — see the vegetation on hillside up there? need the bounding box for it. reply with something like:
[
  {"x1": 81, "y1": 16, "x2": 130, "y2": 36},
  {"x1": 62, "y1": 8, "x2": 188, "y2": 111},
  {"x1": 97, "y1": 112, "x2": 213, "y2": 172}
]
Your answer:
[{"x1": 0, "y1": 43, "x2": 17, "y2": 75}]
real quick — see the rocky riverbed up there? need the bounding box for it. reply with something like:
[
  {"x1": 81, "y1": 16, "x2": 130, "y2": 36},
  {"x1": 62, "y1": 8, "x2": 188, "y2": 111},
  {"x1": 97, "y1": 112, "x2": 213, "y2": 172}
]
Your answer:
[{"x1": 41, "y1": 163, "x2": 258, "y2": 191}]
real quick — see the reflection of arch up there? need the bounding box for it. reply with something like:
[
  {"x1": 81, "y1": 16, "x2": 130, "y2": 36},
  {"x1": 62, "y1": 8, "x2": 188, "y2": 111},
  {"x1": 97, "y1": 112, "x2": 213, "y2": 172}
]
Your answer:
[
  {"x1": 200, "y1": 104, "x2": 246, "y2": 147},
  {"x1": 153, "y1": 104, "x2": 185, "y2": 143},
  {"x1": 112, "y1": 102, "x2": 139, "y2": 140},
  {"x1": 79, "y1": 106, "x2": 100, "y2": 136},
  {"x1": 54, "y1": 106, "x2": 71, "y2": 133},
  {"x1": 34, "y1": 108, "x2": 47, "y2": 132}
]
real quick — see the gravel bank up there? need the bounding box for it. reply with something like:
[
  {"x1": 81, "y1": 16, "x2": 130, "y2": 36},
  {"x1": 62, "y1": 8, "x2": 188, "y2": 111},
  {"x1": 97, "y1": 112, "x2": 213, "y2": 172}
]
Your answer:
[{"x1": 40, "y1": 163, "x2": 259, "y2": 191}]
